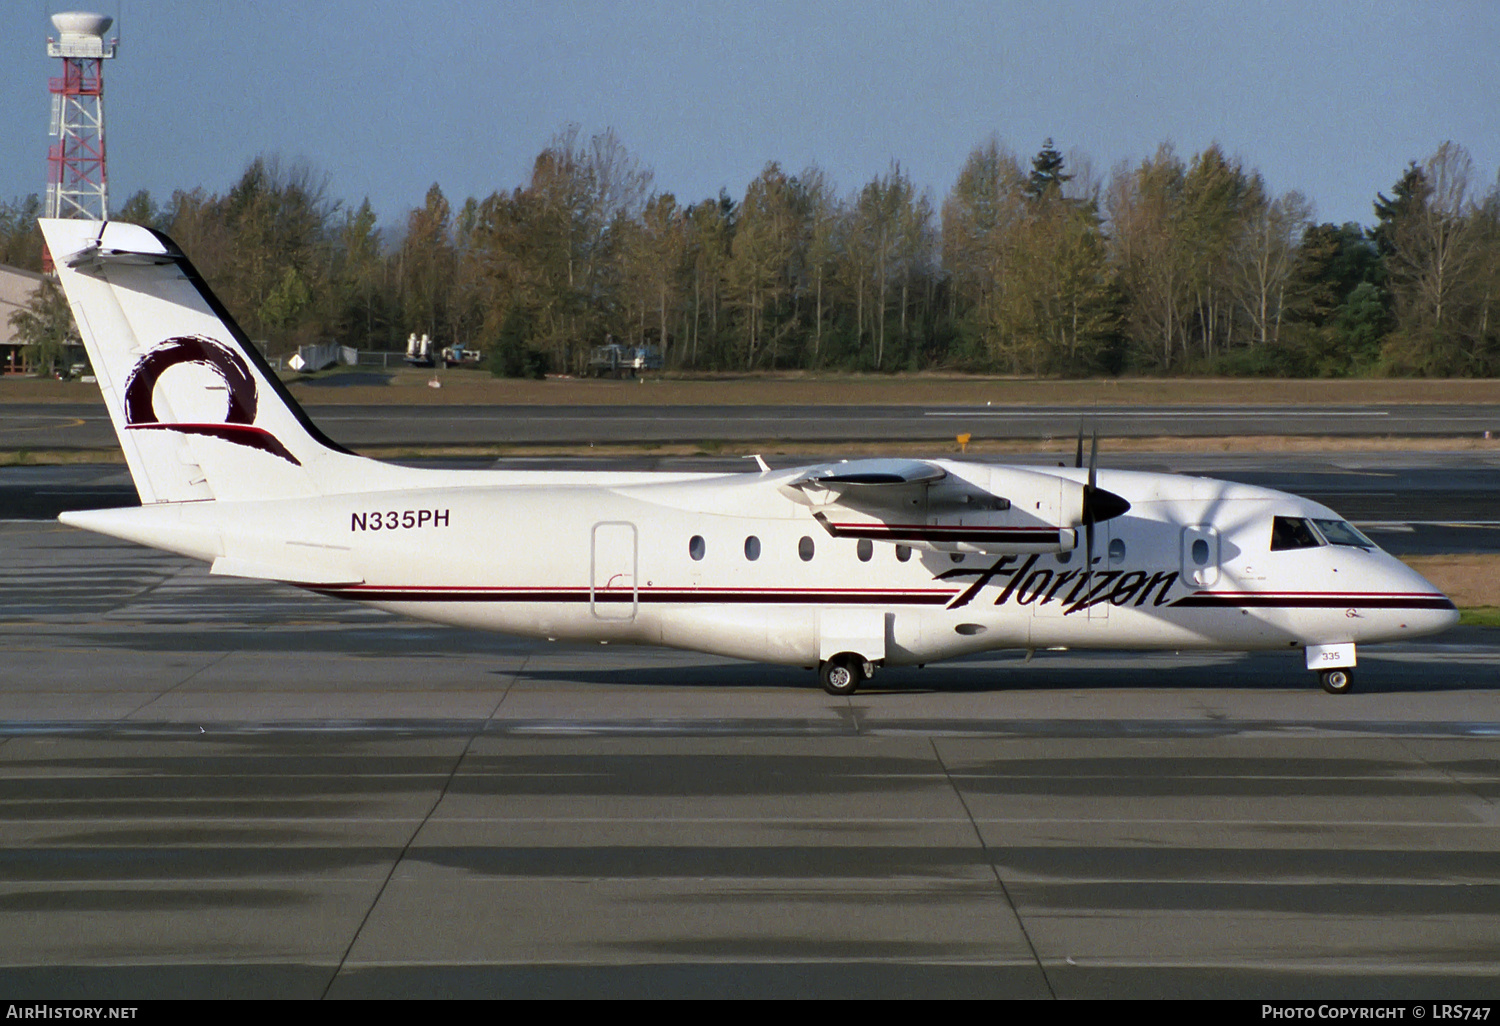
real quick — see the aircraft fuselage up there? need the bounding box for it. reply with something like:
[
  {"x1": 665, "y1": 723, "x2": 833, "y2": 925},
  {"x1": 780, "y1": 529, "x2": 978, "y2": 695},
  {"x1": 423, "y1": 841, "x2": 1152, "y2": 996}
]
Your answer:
[{"x1": 70, "y1": 461, "x2": 1455, "y2": 670}]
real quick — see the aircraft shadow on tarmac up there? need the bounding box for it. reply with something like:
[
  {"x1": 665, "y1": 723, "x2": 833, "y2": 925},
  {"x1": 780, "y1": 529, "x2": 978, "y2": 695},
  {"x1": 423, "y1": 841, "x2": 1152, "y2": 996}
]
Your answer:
[
  {"x1": 506, "y1": 643, "x2": 1498, "y2": 695},
  {"x1": 41, "y1": 621, "x2": 1499, "y2": 695}
]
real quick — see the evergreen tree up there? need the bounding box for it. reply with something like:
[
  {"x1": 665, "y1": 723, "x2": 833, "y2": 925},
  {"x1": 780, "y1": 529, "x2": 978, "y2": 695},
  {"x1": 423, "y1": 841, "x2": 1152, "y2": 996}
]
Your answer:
[
  {"x1": 1372, "y1": 163, "x2": 1428, "y2": 258},
  {"x1": 486, "y1": 304, "x2": 546, "y2": 378},
  {"x1": 114, "y1": 189, "x2": 163, "y2": 229},
  {"x1": 1025, "y1": 138, "x2": 1072, "y2": 200}
]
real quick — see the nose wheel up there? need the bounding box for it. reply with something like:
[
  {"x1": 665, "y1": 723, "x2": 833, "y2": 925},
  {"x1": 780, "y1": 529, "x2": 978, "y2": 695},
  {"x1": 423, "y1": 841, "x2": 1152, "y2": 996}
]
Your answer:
[
  {"x1": 1319, "y1": 668, "x2": 1354, "y2": 694},
  {"x1": 820, "y1": 654, "x2": 868, "y2": 696},
  {"x1": 1308, "y1": 644, "x2": 1357, "y2": 695}
]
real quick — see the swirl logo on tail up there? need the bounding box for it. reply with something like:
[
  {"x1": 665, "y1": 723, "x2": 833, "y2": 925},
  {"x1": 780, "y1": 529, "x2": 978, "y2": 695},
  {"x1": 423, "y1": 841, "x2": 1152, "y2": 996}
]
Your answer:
[{"x1": 122, "y1": 335, "x2": 301, "y2": 466}]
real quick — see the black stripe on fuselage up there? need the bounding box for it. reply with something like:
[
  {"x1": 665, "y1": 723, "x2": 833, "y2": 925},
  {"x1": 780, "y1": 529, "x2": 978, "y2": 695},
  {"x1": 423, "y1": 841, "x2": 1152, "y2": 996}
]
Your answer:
[
  {"x1": 1172, "y1": 593, "x2": 1456, "y2": 610},
  {"x1": 817, "y1": 521, "x2": 1062, "y2": 545},
  {"x1": 308, "y1": 587, "x2": 957, "y2": 605}
]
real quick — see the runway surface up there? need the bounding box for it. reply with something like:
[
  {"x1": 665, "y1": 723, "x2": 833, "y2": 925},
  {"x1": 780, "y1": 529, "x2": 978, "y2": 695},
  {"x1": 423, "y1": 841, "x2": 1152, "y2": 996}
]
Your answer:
[
  {"x1": 3, "y1": 519, "x2": 1499, "y2": 998},
  {"x1": 5, "y1": 400, "x2": 1500, "y2": 449}
]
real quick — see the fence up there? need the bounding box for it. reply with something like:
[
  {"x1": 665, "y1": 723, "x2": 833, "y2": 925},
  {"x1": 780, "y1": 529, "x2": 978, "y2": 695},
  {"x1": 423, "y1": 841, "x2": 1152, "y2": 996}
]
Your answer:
[{"x1": 251, "y1": 341, "x2": 413, "y2": 373}]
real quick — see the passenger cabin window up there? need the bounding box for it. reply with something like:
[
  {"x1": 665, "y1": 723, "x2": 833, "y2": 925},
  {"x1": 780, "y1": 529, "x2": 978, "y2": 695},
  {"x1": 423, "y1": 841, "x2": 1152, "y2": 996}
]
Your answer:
[
  {"x1": 1191, "y1": 538, "x2": 1210, "y2": 565},
  {"x1": 798, "y1": 536, "x2": 815, "y2": 562},
  {"x1": 1312, "y1": 519, "x2": 1375, "y2": 550},
  {"x1": 744, "y1": 536, "x2": 761, "y2": 561},
  {"x1": 857, "y1": 539, "x2": 873, "y2": 562},
  {"x1": 1108, "y1": 538, "x2": 1126, "y2": 563},
  {"x1": 1270, "y1": 517, "x2": 1321, "y2": 551},
  {"x1": 895, "y1": 545, "x2": 912, "y2": 563},
  {"x1": 689, "y1": 535, "x2": 706, "y2": 560}
]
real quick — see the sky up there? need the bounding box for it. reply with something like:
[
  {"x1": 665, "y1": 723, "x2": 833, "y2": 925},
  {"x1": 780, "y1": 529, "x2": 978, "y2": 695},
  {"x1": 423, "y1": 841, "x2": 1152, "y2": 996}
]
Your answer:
[{"x1": 4, "y1": 0, "x2": 1498, "y2": 232}]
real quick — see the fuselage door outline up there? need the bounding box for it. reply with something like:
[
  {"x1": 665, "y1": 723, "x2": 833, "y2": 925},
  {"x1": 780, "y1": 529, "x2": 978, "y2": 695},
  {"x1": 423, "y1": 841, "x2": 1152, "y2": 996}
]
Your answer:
[{"x1": 591, "y1": 521, "x2": 638, "y2": 621}]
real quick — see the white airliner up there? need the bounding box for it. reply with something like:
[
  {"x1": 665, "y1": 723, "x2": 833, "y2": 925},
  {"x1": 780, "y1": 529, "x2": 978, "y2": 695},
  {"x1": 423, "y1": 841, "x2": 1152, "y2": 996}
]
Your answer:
[{"x1": 41, "y1": 218, "x2": 1458, "y2": 695}]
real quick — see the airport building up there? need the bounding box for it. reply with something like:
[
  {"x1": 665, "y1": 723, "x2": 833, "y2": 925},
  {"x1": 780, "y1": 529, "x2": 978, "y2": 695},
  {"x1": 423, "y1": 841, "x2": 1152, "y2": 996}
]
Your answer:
[{"x1": 0, "y1": 264, "x2": 46, "y2": 374}]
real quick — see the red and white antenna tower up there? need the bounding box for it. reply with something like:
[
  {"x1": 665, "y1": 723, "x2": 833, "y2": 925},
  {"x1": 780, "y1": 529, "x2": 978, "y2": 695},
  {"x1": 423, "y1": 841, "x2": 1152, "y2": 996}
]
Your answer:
[{"x1": 46, "y1": 12, "x2": 119, "y2": 221}]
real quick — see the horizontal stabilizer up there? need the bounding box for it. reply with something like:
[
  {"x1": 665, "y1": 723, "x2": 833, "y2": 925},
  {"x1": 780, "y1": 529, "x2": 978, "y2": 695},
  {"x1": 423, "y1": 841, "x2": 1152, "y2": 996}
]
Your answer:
[
  {"x1": 57, "y1": 221, "x2": 177, "y2": 270},
  {"x1": 66, "y1": 245, "x2": 177, "y2": 268},
  {"x1": 60, "y1": 505, "x2": 362, "y2": 585},
  {"x1": 59, "y1": 505, "x2": 220, "y2": 562}
]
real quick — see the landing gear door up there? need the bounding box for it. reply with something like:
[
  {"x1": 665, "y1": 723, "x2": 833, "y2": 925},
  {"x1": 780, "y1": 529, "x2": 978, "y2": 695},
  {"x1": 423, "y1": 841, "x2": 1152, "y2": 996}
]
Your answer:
[
  {"x1": 591, "y1": 521, "x2": 638, "y2": 621},
  {"x1": 1181, "y1": 525, "x2": 1221, "y2": 588}
]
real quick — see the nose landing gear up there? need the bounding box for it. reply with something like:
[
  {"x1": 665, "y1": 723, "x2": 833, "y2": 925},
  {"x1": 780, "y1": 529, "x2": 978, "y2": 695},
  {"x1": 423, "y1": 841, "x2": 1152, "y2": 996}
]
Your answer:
[
  {"x1": 1307, "y1": 643, "x2": 1357, "y2": 694},
  {"x1": 1319, "y1": 667, "x2": 1354, "y2": 694},
  {"x1": 820, "y1": 653, "x2": 874, "y2": 696}
]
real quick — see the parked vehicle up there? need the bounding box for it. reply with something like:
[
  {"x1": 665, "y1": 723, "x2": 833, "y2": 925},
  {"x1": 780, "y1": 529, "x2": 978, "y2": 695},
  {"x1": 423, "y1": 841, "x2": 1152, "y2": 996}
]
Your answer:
[
  {"x1": 587, "y1": 343, "x2": 662, "y2": 378},
  {"x1": 440, "y1": 342, "x2": 483, "y2": 367}
]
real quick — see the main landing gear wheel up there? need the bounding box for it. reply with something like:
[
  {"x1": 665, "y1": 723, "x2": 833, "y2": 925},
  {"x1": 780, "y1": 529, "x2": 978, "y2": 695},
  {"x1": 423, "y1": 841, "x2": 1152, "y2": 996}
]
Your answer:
[
  {"x1": 820, "y1": 655, "x2": 865, "y2": 696},
  {"x1": 1320, "y1": 668, "x2": 1354, "y2": 695}
]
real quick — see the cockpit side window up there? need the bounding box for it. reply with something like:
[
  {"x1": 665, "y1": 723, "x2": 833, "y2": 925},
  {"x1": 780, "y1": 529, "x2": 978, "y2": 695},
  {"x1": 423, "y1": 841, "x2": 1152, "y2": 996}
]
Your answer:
[
  {"x1": 1270, "y1": 516, "x2": 1321, "y2": 551},
  {"x1": 1312, "y1": 519, "x2": 1375, "y2": 550}
]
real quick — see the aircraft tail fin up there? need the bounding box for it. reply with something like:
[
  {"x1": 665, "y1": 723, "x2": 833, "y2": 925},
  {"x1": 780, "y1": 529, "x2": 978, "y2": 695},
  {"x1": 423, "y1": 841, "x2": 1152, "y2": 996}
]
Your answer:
[{"x1": 41, "y1": 219, "x2": 373, "y2": 504}]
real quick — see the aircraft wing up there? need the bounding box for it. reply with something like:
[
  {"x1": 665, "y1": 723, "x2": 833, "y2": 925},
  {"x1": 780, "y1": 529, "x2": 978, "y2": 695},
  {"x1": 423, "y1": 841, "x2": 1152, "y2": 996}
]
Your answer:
[
  {"x1": 783, "y1": 458, "x2": 950, "y2": 508},
  {"x1": 782, "y1": 458, "x2": 1083, "y2": 554}
]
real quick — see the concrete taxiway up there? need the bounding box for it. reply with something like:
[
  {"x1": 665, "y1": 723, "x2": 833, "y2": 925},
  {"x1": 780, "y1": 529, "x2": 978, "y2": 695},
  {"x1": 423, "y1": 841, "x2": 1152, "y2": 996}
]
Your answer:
[
  {"x1": 2, "y1": 516, "x2": 1499, "y2": 999},
  {"x1": 6, "y1": 400, "x2": 1500, "y2": 450}
]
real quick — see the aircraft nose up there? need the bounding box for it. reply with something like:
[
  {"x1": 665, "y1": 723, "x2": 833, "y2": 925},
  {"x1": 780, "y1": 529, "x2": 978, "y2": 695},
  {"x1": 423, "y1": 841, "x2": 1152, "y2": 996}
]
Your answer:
[
  {"x1": 1418, "y1": 601, "x2": 1461, "y2": 636},
  {"x1": 1386, "y1": 601, "x2": 1461, "y2": 643},
  {"x1": 1355, "y1": 595, "x2": 1457, "y2": 643},
  {"x1": 1393, "y1": 560, "x2": 1460, "y2": 637}
]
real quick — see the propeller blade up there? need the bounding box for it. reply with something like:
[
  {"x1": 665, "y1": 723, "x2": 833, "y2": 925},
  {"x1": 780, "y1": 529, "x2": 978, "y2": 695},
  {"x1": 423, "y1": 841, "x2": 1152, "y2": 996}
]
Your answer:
[
  {"x1": 1078, "y1": 424, "x2": 1131, "y2": 526},
  {"x1": 1084, "y1": 517, "x2": 1095, "y2": 598},
  {"x1": 1077, "y1": 425, "x2": 1101, "y2": 608}
]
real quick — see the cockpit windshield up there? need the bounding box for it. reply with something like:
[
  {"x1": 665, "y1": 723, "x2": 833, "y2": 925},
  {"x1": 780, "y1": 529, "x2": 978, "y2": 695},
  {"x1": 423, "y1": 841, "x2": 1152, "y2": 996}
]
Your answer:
[
  {"x1": 1312, "y1": 518, "x2": 1376, "y2": 549},
  {"x1": 1271, "y1": 516, "x2": 1378, "y2": 551},
  {"x1": 1270, "y1": 516, "x2": 1320, "y2": 550}
]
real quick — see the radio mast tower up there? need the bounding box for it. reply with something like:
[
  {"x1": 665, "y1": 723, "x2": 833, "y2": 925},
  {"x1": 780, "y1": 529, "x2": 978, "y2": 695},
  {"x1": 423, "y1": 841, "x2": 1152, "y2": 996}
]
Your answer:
[{"x1": 46, "y1": 12, "x2": 119, "y2": 220}]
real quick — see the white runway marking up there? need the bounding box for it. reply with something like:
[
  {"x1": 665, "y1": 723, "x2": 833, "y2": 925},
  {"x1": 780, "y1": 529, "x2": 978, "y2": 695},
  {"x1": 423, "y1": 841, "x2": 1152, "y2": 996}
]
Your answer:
[{"x1": 924, "y1": 410, "x2": 1391, "y2": 418}]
